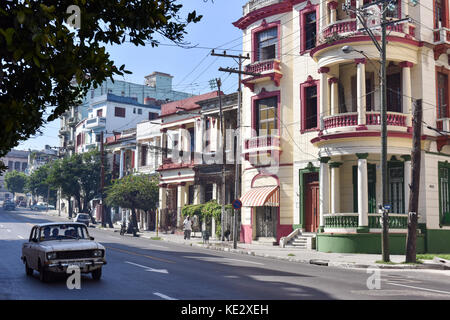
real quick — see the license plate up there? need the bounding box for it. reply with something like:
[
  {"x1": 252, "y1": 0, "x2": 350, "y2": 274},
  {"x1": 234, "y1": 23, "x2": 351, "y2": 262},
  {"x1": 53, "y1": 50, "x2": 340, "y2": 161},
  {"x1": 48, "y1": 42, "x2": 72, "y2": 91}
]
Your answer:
[{"x1": 68, "y1": 262, "x2": 84, "y2": 267}]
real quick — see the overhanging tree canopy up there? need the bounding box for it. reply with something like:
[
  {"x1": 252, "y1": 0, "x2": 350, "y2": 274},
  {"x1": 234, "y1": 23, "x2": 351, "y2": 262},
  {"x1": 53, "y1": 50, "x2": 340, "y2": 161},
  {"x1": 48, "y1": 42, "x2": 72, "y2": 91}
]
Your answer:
[{"x1": 0, "y1": 1, "x2": 202, "y2": 165}]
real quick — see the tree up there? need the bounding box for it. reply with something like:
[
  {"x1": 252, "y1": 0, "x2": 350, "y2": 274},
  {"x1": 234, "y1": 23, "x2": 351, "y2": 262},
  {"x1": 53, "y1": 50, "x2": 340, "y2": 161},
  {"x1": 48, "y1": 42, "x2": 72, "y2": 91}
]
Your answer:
[
  {"x1": 0, "y1": 1, "x2": 202, "y2": 163},
  {"x1": 26, "y1": 164, "x2": 57, "y2": 205},
  {"x1": 4, "y1": 170, "x2": 28, "y2": 199},
  {"x1": 105, "y1": 174, "x2": 159, "y2": 230}
]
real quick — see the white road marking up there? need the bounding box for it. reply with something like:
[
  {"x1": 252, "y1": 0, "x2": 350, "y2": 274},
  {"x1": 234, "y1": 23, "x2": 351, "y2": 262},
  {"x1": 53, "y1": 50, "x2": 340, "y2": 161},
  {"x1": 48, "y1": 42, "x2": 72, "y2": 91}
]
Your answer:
[
  {"x1": 387, "y1": 282, "x2": 450, "y2": 295},
  {"x1": 125, "y1": 261, "x2": 169, "y2": 274},
  {"x1": 17, "y1": 235, "x2": 24, "y2": 239},
  {"x1": 153, "y1": 292, "x2": 177, "y2": 300}
]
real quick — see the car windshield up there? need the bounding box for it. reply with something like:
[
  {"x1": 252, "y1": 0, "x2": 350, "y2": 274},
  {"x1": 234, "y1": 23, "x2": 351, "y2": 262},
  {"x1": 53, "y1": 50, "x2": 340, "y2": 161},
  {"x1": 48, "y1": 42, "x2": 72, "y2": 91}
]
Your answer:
[
  {"x1": 77, "y1": 214, "x2": 89, "y2": 219},
  {"x1": 39, "y1": 224, "x2": 90, "y2": 241}
]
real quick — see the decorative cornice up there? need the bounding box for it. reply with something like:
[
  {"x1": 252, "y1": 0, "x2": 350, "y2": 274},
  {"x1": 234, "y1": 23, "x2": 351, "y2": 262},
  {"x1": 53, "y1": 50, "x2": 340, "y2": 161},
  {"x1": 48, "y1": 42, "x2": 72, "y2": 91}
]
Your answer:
[
  {"x1": 319, "y1": 156, "x2": 331, "y2": 163},
  {"x1": 400, "y1": 154, "x2": 412, "y2": 161},
  {"x1": 318, "y1": 66, "x2": 330, "y2": 74},
  {"x1": 399, "y1": 61, "x2": 414, "y2": 68},
  {"x1": 233, "y1": 1, "x2": 296, "y2": 30},
  {"x1": 329, "y1": 161, "x2": 343, "y2": 168},
  {"x1": 328, "y1": 77, "x2": 338, "y2": 84},
  {"x1": 327, "y1": 1, "x2": 338, "y2": 9},
  {"x1": 354, "y1": 58, "x2": 367, "y2": 65},
  {"x1": 356, "y1": 153, "x2": 369, "y2": 159}
]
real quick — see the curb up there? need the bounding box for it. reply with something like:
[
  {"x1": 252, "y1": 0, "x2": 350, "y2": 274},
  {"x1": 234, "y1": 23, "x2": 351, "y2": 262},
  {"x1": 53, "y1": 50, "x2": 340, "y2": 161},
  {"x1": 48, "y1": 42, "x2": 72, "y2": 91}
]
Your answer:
[{"x1": 93, "y1": 226, "x2": 450, "y2": 271}]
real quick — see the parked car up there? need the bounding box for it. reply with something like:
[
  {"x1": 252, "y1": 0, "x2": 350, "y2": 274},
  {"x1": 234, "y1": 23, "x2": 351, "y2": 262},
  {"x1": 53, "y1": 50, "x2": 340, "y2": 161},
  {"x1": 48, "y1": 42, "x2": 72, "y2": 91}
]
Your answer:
[
  {"x1": 19, "y1": 201, "x2": 27, "y2": 208},
  {"x1": 21, "y1": 222, "x2": 106, "y2": 282},
  {"x1": 30, "y1": 203, "x2": 47, "y2": 211},
  {"x1": 74, "y1": 213, "x2": 90, "y2": 227},
  {"x1": 3, "y1": 200, "x2": 15, "y2": 211}
]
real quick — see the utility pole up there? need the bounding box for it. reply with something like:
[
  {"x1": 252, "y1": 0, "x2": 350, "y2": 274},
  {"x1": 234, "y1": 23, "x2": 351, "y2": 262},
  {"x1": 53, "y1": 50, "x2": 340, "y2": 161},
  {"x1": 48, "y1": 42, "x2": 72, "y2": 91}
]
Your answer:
[
  {"x1": 212, "y1": 50, "x2": 259, "y2": 249},
  {"x1": 405, "y1": 99, "x2": 422, "y2": 263},
  {"x1": 215, "y1": 78, "x2": 227, "y2": 241},
  {"x1": 343, "y1": 0, "x2": 410, "y2": 262},
  {"x1": 100, "y1": 130, "x2": 106, "y2": 228}
]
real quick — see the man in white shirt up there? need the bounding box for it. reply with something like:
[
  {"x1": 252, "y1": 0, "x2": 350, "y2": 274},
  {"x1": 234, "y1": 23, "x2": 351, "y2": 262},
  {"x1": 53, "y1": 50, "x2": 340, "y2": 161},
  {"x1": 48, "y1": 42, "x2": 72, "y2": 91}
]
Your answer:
[{"x1": 183, "y1": 216, "x2": 192, "y2": 240}]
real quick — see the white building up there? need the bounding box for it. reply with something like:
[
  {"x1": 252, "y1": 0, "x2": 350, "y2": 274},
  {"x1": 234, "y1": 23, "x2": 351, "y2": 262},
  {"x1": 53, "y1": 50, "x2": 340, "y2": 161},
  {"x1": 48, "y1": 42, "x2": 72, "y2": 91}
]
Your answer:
[{"x1": 75, "y1": 94, "x2": 161, "y2": 154}]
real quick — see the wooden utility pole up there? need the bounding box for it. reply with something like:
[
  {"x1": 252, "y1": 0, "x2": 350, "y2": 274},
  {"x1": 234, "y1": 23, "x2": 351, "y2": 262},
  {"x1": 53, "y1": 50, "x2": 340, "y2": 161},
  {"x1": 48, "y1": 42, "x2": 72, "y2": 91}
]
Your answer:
[
  {"x1": 405, "y1": 99, "x2": 422, "y2": 263},
  {"x1": 100, "y1": 130, "x2": 106, "y2": 228},
  {"x1": 216, "y1": 78, "x2": 227, "y2": 241}
]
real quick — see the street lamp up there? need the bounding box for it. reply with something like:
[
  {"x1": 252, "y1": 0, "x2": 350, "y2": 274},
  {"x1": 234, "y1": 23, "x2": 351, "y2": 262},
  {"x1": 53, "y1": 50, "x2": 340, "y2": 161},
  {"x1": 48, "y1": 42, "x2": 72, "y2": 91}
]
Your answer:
[{"x1": 342, "y1": 40, "x2": 390, "y2": 262}]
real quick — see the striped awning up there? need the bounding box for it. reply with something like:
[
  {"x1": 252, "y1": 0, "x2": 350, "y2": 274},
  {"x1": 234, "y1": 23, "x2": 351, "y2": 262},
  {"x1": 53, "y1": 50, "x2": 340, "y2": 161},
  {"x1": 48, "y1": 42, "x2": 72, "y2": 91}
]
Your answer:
[{"x1": 240, "y1": 185, "x2": 279, "y2": 207}]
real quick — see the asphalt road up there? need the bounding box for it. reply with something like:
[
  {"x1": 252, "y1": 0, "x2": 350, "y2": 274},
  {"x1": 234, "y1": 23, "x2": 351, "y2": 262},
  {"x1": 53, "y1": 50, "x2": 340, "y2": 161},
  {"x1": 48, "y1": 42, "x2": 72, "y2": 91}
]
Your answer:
[{"x1": 1, "y1": 207, "x2": 450, "y2": 301}]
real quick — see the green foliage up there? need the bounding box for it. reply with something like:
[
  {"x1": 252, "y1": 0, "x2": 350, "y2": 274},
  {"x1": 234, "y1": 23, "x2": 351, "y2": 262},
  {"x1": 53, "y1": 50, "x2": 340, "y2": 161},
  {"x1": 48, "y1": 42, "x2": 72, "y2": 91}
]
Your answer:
[
  {"x1": 0, "y1": 1, "x2": 202, "y2": 161},
  {"x1": 26, "y1": 163, "x2": 57, "y2": 204},
  {"x1": 181, "y1": 203, "x2": 204, "y2": 217},
  {"x1": 4, "y1": 170, "x2": 28, "y2": 195},
  {"x1": 105, "y1": 174, "x2": 158, "y2": 212}
]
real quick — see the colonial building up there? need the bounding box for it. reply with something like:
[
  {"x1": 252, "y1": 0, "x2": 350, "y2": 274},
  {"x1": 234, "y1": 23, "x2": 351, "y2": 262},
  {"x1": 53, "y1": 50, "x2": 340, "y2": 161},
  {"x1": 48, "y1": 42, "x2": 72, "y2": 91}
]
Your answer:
[
  {"x1": 0, "y1": 149, "x2": 29, "y2": 201},
  {"x1": 157, "y1": 91, "x2": 239, "y2": 235},
  {"x1": 233, "y1": 0, "x2": 450, "y2": 253}
]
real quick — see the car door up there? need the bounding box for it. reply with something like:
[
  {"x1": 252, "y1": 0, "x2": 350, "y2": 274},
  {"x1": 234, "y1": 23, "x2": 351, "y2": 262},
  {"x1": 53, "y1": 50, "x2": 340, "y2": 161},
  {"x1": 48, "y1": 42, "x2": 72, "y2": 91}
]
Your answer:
[
  {"x1": 23, "y1": 227, "x2": 36, "y2": 268},
  {"x1": 28, "y1": 227, "x2": 40, "y2": 269}
]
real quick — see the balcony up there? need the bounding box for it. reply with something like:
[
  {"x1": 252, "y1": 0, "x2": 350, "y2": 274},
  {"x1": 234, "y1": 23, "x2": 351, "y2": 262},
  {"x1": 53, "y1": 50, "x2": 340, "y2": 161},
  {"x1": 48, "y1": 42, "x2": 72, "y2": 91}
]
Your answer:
[
  {"x1": 242, "y1": 59, "x2": 282, "y2": 92},
  {"x1": 243, "y1": 135, "x2": 281, "y2": 161},
  {"x1": 323, "y1": 112, "x2": 408, "y2": 132},
  {"x1": 242, "y1": 0, "x2": 283, "y2": 16},
  {"x1": 85, "y1": 117, "x2": 106, "y2": 130},
  {"x1": 433, "y1": 27, "x2": 450, "y2": 60},
  {"x1": 157, "y1": 157, "x2": 194, "y2": 171},
  {"x1": 322, "y1": 19, "x2": 357, "y2": 43}
]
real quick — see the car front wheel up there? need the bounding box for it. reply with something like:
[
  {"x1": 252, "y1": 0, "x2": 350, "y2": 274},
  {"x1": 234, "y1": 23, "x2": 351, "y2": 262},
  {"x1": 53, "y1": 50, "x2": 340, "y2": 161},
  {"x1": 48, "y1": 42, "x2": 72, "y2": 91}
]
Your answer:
[
  {"x1": 38, "y1": 262, "x2": 51, "y2": 282},
  {"x1": 25, "y1": 260, "x2": 33, "y2": 276},
  {"x1": 91, "y1": 268, "x2": 102, "y2": 280}
]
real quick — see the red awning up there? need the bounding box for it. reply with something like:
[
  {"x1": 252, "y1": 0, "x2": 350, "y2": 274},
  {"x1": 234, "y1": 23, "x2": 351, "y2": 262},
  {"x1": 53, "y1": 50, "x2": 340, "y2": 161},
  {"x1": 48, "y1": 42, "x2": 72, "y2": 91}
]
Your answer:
[{"x1": 240, "y1": 186, "x2": 279, "y2": 207}]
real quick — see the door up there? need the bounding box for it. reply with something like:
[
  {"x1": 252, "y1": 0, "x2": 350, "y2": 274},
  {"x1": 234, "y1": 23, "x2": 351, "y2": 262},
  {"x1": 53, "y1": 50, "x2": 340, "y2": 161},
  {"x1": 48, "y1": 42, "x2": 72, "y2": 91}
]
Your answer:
[
  {"x1": 305, "y1": 181, "x2": 320, "y2": 232},
  {"x1": 353, "y1": 164, "x2": 377, "y2": 214},
  {"x1": 255, "y1": 207, "x2": 277, "y2": 238}
]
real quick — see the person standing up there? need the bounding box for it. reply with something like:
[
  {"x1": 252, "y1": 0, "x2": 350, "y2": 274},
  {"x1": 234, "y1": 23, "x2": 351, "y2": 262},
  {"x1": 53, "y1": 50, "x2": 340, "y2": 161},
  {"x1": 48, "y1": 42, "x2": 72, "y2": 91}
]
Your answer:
[{"x1": 183, "y1": 216, "x2": 192, "y2": 240}]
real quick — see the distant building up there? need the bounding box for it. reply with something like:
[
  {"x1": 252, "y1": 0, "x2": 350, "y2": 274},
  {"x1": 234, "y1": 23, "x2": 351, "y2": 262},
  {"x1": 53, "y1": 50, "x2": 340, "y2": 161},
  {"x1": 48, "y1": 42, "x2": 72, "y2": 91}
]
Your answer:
[
  {"x1": 59, "y1": 72, "x2": 193, "y2": 157},
  {"x1": 0, "y1": 149, "x2": 29, "y2": 201},
  {"x1": 26, "y1": 145, "x2": 59, "y2": 174}
]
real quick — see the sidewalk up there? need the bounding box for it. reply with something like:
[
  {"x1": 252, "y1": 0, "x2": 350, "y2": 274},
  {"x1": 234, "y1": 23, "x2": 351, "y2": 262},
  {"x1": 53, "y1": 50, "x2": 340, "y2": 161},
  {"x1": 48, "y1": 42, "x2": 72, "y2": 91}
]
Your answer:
[{"x1": 95, "y1": 223, "x2": 450, "y2": 271}]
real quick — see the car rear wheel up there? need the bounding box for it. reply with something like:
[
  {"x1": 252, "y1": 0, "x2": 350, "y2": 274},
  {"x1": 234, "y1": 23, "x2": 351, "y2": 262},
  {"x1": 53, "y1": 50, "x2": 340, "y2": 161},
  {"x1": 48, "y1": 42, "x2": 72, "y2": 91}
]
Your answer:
[
  {"x1": 25, "y1": 260, "x2": 33, "y2": 276},
  {"x1": 91, "y1": 268, "x2": 102, "y2": 280}
]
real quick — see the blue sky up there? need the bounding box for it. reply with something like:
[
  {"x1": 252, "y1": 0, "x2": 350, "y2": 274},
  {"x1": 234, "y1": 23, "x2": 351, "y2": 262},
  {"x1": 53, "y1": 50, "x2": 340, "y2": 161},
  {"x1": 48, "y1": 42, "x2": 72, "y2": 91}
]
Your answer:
[{"x1": 18, "y1": 0, "x2": 246, "y2": 151}]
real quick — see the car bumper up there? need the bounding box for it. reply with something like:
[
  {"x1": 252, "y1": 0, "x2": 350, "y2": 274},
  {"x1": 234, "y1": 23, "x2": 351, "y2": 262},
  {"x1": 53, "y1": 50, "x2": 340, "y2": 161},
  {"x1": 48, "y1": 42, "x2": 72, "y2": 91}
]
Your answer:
[{"x1": 45, "y1": 259, "x2": 107, "y2": 273}]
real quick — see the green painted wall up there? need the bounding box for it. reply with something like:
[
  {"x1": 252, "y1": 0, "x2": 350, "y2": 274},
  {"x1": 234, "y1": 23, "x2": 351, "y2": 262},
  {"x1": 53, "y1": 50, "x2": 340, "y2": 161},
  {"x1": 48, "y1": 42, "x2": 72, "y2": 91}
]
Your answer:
[
  {"x1": 426, "y1": 230, "x2": 450, "y2": 253},
  {"x1": 316, "y1": 233, "x2": 426, "y2": 254}
]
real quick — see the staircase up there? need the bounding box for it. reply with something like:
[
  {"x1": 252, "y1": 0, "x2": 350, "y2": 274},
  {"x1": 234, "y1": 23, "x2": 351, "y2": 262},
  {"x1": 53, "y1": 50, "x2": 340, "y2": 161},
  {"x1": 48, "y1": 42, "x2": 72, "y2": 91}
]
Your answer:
[{"x1": 284, "y1": 232, "x2": 316, "y2": 250}]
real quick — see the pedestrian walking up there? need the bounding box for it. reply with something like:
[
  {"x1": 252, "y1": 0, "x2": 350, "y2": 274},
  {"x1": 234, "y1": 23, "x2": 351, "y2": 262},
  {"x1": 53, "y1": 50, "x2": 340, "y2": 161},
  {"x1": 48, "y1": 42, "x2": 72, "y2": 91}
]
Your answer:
[{"x1": 183, "y1": 216, "x2": 192, "y2": 240}]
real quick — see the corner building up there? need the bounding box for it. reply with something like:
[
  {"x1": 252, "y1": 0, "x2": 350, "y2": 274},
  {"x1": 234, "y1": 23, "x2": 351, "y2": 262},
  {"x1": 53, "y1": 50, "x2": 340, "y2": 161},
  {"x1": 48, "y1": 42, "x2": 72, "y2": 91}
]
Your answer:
[{"x1": 234, "y1": 0, "x2": 450, "y2": 253}]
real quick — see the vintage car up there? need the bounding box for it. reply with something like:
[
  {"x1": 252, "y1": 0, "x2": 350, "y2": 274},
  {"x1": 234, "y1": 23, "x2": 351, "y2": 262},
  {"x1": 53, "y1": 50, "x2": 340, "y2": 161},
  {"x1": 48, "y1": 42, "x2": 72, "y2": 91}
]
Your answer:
[
  {"x1": 21, "y1": 222, "x2": 106, "y2": 282},
  {"x1": 3, "y1": 200, "x2": 15, "y2": 211}
]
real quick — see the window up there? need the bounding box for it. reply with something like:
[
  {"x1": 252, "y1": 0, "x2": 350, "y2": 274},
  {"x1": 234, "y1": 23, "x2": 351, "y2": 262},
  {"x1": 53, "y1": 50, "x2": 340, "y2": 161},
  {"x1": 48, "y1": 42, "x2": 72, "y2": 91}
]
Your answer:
[
  {"x1": 115, "y1": 107, "x2": 126, "y2": 118},
  {"x1": 438, "y1": 161, "x2": 450, "y2": 225},
  {"x1": 7, "y1": 161, "x2": 13, "y2": 171},
  {"x1": 388, "y1": 161, "x2": 405, "y2": 214},
  {"x1": 133, "y1": 108, "x2": 136, "y2": 114},
  {"x1": 205, "y1": 119, "x2": 211, "y2": 151},
  {"x1": 353, "y1": 164, "x2": 377, "y2": 214},
  {"x1": 255, "y1": 96, "x2": 278, "y2": 136},
  {"x1": 96, "y1": 109, "x2": 103, "y2": 117},
  {"x1": 387, "y1": 72, "x2": 402, "y2": 113},
  {"x1": 437, "y1": 72, "x2": 448, "y2": 119},
  {"x1": 14, "y1": 162, "x2": 20, "y2": 171},
  {"x1": 435, "y1": 0, "x2": 448, "y2": 28},
  {"x1": 137, "y1": 108, "x2": 142, "y2": 115},
  {"x1": 95, "y1": 134, "x2": 101, "y2": 143},
  {"x1": 188, "y1": 185, "x2": 195, "y2": 205},
  {"x1": 149, "y1": 112, "x2": 157, "y2": 120},
  {"x1": 257, "y1": 27, "x2": 278, "y2": 61},
  {"x1": 21, "y1": 162, "x2": 27, "y2": 172},
  {"x1": 351, "y1": 72, "x2": 375, "y2": 112},
  {"x1": 205, "y1": 184, "x2": 214, "y2": 202},
  {"x1": 304, "y1": 12, "x2": 317, "y2": 50},
  {"x1": 141, "y1": 145, "x2": 148, "y2": 166},
  {"x1": 386, "y1": 0, "x2": 399, "y2": 18},
  {"x1": 305, "y1": 85, "x2": 318, "y2": 130}
]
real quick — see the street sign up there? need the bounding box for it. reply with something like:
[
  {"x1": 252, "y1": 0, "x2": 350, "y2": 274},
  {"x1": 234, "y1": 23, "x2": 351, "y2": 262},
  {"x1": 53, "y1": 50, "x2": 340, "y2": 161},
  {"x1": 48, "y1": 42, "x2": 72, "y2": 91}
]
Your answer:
[
  {"x1": 384, "y1": 204, "x2": 391, "y2": 210},
  {"x1": 232, "y1": 199, "x2": 242, "y2": 210}
]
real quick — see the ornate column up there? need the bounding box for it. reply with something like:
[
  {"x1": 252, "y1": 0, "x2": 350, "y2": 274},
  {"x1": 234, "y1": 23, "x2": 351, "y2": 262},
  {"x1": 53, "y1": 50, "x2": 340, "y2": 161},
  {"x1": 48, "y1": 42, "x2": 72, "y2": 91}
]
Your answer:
[
  {"x1": 119, "y1": 149, "x2": 125, "y2": 178},
  {"x1": 355, "y1": 59, "x2": 367, "y2": 126},
  {"x1": 319, "y1": 157, "x2": 331, "y2": 232},
  {"x1": 329, "y1": 162, "x2": 343, "y2": 214},
  {"x1": 401, "y1": 155, "x2": 412, "y2": 212},
  {"x1": 159, "y1": 184, "x2": 167, "y2": 228},
  {"x1": 329, "y1": 77, "x2": 339, "y2": 116},
  {"x1": 400, "y1": 61, "x2": 413, "y2": 127},
  {"x1": 356, "y1": 153, "x2": 369, "y2": 232},
  {"x1": 328, "y1": 1, "x2": 338, "y2": 24},
  {"x1": 177, "y1": 182, "x2": 186, "y2": 228},
  {"x1": 318, "y1": 67, "x2": 330, "y2": 130},
  {"x1": 319, "y1": 0, "x2": 328, "y2": 31}
]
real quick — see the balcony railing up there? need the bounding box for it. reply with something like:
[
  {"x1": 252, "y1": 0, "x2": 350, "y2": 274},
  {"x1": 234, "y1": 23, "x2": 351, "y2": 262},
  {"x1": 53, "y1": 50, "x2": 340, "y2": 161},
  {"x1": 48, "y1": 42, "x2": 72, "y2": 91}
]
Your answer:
[
  {"x1": 244, "y1": 135, "x2": 280, "y2": 150},
  {"x1": 245, "y1": 59, "x2": 280, "y2": 74},
  {"x1": 324, "y1": 213, "x2": 408, "y2": 229},
  {"x1": 366, "y1": 112, "x2": 407, "y2": 127},
  {"x1": 85, "y1": 117, "x2": 106, "y2": 129},
  {"x1": 433, "y1": 27, "x2": 450, "y2": 44},
  {"x1": 322, "y1": 19, "x2": 357, "y2": 39},
  {"x1": 323, "y1": 112, "x2": 358, "y2": 129},
  {"x1": 243, "y1": 0, "x2": 283, "y2": 15}
]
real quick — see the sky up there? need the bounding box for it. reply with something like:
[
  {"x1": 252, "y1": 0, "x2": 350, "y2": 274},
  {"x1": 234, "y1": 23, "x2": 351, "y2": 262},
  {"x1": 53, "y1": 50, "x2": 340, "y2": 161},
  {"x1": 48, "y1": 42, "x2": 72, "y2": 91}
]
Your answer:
[{"x1": 17, "y1": 0, "x2": 247, "y2": 152}]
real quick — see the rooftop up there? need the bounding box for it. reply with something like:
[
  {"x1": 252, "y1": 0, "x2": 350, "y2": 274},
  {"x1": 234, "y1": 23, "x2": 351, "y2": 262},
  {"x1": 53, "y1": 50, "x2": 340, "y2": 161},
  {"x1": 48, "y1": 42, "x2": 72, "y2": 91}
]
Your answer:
[{"x1": 160, "y1": 91, "x2": 220, "y2": 117}]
